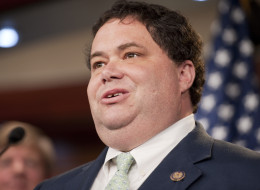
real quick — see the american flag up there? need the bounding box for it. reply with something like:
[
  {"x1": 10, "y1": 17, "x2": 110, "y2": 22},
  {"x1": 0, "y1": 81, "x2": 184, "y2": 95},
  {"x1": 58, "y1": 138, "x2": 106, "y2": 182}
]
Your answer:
[{"x1": 195, "y1": 0, "x2": 260, "y2": 150}]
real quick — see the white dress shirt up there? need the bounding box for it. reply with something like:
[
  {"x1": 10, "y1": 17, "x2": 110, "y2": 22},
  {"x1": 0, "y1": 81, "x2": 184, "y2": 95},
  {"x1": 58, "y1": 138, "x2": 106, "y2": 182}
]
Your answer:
[{"x1": 91, "y1": 114, "x2": 195, "y2": 190}]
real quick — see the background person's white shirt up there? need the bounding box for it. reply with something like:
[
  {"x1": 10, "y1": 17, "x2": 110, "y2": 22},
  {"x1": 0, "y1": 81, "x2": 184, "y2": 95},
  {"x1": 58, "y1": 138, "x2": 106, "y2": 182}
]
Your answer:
[{"x1": 91, "y1": 114, "x2": 195, "y2": 190}]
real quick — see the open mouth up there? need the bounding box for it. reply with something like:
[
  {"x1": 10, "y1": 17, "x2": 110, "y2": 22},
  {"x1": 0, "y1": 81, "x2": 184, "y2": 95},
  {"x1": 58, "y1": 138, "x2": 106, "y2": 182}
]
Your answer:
[
  {"x1": 106, "y1": 93, "x2": 123, "y2": 98},
  {"x1": 101, "y1": 89, "x2": 129, "y2": 104}
]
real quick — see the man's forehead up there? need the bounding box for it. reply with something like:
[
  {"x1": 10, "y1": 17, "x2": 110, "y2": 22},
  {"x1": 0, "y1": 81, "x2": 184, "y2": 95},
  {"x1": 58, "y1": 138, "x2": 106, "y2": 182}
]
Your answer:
[
  {"x1": 94, "y1": 17, "x2": 146, "y2": 37},
  {"x1": 104, "y1": 16, "x2": 141, "y2": 27},
  {"x1": 92, "y1": 19, "x2": 150, "y2": 49}
]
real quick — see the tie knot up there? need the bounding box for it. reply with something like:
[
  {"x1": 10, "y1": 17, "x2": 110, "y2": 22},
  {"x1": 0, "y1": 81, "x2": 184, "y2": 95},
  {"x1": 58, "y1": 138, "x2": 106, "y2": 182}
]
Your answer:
[{"x1": 116, "y1": 152, "x2": 134, "y2": 173}]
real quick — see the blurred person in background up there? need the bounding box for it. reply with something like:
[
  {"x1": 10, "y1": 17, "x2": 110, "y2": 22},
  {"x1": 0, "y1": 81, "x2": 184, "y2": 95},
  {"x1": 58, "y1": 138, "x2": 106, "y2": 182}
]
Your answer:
[{"x1": 0, "y1": 121, "x2": 55, "y2": 190}]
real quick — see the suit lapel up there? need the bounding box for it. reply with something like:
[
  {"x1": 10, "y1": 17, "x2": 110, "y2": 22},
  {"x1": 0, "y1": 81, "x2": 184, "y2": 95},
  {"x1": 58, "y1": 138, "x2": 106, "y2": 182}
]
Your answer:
[
  {"x1": 139, "y1": 123, "x2": 213, "y2": 190},
  {"x1": 74, "y1": 147, "x2": 108, "y2": 190}
]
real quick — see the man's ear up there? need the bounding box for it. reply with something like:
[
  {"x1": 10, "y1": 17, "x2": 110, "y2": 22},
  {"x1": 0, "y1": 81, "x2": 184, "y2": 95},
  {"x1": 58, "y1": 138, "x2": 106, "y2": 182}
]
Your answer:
[{"x1": 178, "y1": 60, "x2": 195, "y2": 94}]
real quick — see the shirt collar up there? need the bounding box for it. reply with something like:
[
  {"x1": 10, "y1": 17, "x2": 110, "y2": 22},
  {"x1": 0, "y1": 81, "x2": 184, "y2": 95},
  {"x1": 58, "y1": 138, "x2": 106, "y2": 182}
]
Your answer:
[
  {"x1": 131, "y1": 114, "x2": 195, "y2": 176},
  {"x1": 103, "y1": 114, "x2": 195, "y2": 178}
]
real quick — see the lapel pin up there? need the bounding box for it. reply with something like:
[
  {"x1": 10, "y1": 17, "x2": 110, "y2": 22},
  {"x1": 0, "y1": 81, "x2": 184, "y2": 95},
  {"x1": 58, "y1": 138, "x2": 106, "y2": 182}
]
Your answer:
[{"x1": 170, "y1": 171, "x2": 185, "y2": 182}]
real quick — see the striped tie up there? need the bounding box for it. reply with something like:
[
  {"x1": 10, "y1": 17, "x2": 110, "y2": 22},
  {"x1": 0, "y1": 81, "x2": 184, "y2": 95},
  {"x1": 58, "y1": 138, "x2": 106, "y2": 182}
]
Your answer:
[{"x1": 105, "y1": 152, "x2": 134, "y2": 190}]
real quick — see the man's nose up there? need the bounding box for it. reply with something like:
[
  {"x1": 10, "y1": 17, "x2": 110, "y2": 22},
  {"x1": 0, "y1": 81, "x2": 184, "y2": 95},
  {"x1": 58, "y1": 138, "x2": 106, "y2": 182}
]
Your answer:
[
  {"x1": 101, "y1": 61, "x2": 124, "y2": 83},
  {"x1": 12, "y1": 161, "x2": 25, "y2": 174}
]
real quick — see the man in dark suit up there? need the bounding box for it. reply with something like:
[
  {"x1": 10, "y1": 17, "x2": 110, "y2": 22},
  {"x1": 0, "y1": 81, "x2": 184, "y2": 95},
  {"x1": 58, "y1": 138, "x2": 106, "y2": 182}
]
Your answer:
[{"x1": 35, "y1": 0, "x2": 260, "y2": 189}]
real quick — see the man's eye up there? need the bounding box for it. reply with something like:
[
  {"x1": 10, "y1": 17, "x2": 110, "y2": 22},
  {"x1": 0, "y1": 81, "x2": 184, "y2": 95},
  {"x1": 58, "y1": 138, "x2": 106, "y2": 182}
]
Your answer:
[
  {"x1": 93, "y1": 62, "x2": 105, "y2": 69},
  {"x1": 0, "y1": 159, "x2": 11, "y2": 168},
  {"x1": 125, "y1": 52, "x2": 139, "y2": 59},
  {"x1": 25, "y1": 159, "x2": 39, "y2": 168}
]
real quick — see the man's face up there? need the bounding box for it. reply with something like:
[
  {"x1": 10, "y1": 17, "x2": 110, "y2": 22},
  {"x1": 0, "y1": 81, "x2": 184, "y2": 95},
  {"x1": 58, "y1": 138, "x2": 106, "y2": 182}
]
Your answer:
[
  {"x1": 87, "y1": 18, "x2": 187, "y2": 150},
  {"x1": 0, "y1": 145, "x2": 46, "y2": 190}
]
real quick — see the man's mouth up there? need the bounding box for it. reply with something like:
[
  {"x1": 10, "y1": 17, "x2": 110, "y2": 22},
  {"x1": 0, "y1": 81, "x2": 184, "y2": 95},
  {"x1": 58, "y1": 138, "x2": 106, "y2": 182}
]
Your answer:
[
  {"x1": 101, "y1": 89, "x2": 129, "y2": 104},
  {"x1": 106, "y1": 93, "x2": 123, "y2": 98}
]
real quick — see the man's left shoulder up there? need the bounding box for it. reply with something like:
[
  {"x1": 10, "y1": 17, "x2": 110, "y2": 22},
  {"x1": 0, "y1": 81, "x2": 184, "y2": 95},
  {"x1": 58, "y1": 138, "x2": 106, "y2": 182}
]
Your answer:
[{"x1": 213, "y1": 139, "x2": 260, "y2": 165}]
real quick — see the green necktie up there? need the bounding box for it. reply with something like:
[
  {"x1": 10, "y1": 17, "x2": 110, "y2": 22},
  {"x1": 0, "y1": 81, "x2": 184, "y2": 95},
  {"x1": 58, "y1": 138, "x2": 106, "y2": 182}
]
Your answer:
[{"x1": 105, "y1": 152, "x2": 135, "y2": 190}]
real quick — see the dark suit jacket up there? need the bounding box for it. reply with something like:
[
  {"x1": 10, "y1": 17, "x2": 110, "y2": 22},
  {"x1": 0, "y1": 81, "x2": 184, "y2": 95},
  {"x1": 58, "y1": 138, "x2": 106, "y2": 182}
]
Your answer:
[{"x1": 34, "y1": 123, "x2": 260, "y2": 190}]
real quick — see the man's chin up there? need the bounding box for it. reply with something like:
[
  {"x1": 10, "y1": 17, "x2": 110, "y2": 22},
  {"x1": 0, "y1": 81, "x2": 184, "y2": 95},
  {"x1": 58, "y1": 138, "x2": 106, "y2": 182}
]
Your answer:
[{"x1": 95, "y1": 115, "x2": 134, "y2": 131}]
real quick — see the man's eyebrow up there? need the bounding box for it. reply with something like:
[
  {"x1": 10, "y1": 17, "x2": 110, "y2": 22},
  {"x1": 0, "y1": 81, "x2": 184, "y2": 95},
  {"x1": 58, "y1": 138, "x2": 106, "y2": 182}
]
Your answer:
[
  {"x1": 118, "y1": 42, "x2": 145, "y2": 50},
  {"x1": 90, "y1": 42, "x2": 145, "y2": 61},
  {"x1": 90, "y1": 51, "x2": 106, "y2": 61}
]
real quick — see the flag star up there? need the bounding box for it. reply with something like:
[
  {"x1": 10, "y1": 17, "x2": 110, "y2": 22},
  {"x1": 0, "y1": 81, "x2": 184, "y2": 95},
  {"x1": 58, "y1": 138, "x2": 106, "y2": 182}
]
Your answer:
[
  {"x1": 232, "y1": 61, "x2": 248, "y2": 79},
  {"x1": 225, "y1": 83, "x2": 241, "y2": 99},
  {"x1": 222, "y1": 28, "x2": 237, "y2": 45},
  {"x1": 214, "y1": 49, "x2": 231, "y2": 67},
  {"x1": 218, "y1": 0, "x2": 229, "y2": 14},
  {"x1": 256, "y1": 128, "x2": 260, "y2": 143},
  {"x1": 239, "y1": 39, "x2": 253, "y2": 57},
  {"x1": 236, "y1": 116, "x2": 253, "y2": 134},
  {"x1": 244, "y1": 93, "x2": 259, "y2": 111},
  {"x1": 211, "y1": 125, "x2": 228, "y2": 140},
  {"x1": 198, "y1": 118, "x2": 210, "y2": 131},
  {"x1": 207, "y1": 72, "x2": 223, "y2": 89},
  {"x1": 210, "y1": 20, "x2": 221, "y2": 36},
  {"x1": 233, "y1": 140, "x2": 247, "y2": 147},
  {"x1": 218, "y1": 104, "x2": 234, "y2": 121},
  {"x1": 200, "y1": 94, "x2": 216, "y2": 112},
  {"x1": 231, "y1": 7, "x2": 245, "y2": 24}
]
